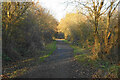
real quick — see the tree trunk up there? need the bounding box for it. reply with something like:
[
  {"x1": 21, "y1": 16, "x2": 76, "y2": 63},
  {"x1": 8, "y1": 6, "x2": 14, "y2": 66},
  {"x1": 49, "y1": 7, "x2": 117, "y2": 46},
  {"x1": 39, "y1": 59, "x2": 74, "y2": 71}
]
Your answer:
[
  {"x1": 104, "y1": 14, "x2": 110, "y2": 52},
  {"x1": 94, "y1": 15, "x2": 99, "y2": 55}
]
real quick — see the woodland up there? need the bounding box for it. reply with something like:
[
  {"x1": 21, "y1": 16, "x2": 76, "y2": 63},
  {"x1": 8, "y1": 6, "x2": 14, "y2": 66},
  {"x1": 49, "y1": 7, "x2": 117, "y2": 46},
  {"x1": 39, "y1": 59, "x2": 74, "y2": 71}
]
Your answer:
[
  {"x1": 2, "y1": 2, "x2": 58, "y2": 62},
  {"x1": 1, "y1": 0, "x2": 120, "y2": 78},
  {"x1": 57, "y1": 0, "x2": 120, "y2": 78}
]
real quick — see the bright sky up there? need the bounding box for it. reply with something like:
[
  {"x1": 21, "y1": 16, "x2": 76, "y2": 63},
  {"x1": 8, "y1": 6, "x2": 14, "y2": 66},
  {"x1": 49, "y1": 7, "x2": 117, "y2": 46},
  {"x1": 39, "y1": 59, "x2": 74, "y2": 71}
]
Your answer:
[
  {"x1": 38, "y1": 0, "x2": 119, "y2": 22},
  {"x1": 39, "y1": 0, "x2": 75, "y2": 22}
]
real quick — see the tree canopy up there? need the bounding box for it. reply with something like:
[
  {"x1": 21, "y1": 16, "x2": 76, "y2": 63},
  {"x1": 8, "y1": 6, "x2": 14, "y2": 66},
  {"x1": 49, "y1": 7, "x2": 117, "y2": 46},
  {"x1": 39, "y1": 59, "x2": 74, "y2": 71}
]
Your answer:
[{"x1": 2, "y1": 2, "x2": 58, "y2": 61}]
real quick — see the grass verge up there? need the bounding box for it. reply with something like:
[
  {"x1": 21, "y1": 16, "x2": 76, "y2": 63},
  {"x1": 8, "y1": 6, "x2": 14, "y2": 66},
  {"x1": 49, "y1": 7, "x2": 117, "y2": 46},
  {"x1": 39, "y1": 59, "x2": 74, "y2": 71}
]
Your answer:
[
  {"x1": 63, "y1": 39, "x2": 85, "y2": 56},
  {"x1": 39, "y1": 41, "x2": 56, "y2": 61},
  {"x1": 64, "y1": 39, "x2": 120, "y2": 78},
  {"x1": 2, "y1": 41, "x2": 57, "y2": 78},
  {"x1": 70, "y1": 45, "x2": 85, "y2": 56},
  {"x1": 63, "y1": 39, "x2": 71, "y2": 44},
  {"x1": 74, "y1": 53, "x2": 120, "y2": 78}
]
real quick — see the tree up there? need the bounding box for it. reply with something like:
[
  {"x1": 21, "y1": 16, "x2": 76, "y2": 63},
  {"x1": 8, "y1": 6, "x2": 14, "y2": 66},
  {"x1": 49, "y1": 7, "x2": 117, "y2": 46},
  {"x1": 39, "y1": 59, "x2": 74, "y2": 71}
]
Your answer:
[
  {"x1": 2, "y1": 2, "x2": 58, "y2": 61},
  {"x1": 66, "y1": 0, "x2": 119, "y2": 58}
]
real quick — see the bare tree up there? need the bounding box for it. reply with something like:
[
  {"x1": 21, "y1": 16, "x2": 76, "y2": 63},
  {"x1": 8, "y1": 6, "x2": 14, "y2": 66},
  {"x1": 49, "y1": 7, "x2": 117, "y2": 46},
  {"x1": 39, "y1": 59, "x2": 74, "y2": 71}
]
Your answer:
[{"x1": 66, "y1": 0, "x2": 119, "y2": 57}]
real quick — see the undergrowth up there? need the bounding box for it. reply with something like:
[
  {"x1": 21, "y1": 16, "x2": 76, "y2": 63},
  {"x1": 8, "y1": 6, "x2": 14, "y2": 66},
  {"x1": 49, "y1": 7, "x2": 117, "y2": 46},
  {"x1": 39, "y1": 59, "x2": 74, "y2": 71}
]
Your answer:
[
  {"x1": 2, "y1": 41, "x2": 56, "y2": 78},
  {"x1": 39, "y1": 41, "x2": 56, "y2": 61},
  {"x1": 64, "y1": 39, "x2": 120, "y2": 78}
]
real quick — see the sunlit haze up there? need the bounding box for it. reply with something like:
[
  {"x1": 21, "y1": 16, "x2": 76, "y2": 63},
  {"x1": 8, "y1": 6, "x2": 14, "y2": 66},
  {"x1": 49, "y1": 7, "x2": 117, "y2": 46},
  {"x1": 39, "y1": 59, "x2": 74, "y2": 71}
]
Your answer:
[{"x1": 39, "y1": 0, "x2": 75, "y2": 22}]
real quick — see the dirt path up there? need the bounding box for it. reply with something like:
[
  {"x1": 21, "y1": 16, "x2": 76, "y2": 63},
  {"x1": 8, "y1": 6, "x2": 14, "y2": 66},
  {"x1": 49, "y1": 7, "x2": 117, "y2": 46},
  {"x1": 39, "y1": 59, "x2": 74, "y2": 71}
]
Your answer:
[
  {"x1": 21, "y1": 40, "x2": 77, "y2": 78},
  {"x1": 20, "y1": 40, "x2": 96, "y2": 78}
]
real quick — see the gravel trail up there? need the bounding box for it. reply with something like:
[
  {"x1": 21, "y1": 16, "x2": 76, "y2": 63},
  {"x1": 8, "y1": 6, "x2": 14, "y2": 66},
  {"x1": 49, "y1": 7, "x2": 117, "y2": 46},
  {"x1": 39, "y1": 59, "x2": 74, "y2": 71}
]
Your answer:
[{"x1": 21, "y1": 40, "x2": 94, "y2": 78}]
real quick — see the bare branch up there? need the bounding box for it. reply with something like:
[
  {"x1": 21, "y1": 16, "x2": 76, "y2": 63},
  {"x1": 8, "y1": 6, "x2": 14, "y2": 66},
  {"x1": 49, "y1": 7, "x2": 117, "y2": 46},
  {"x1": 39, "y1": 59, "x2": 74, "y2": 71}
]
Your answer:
[
  {"x1": 99, "y1": 4, "x2": 112, "y2": 16},
  {"x1": 108, "y1": 2, "x2": 114, "y2": 17},
  {"x1": 111, "y1": 1, "x2": 120, "y2": 16},
  {"x1": 76, "y1": 1, "x2": 94, "y2": 13},
  {"x1": 98, "y1": 0, "x2": 104, "y2": 14},
  {"x1": 91, "y1": 0, "x2": 96, "y2": 12}
]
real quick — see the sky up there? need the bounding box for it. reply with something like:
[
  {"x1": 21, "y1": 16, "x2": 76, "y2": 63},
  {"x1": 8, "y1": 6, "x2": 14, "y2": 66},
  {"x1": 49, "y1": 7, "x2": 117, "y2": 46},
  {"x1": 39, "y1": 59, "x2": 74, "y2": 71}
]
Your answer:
[
  {"x1": 38, "y1": 0, "x2": 120, "y2": 22},
  {"x1": 39, "y1": 0, "x2": 75, "y2": 22}
]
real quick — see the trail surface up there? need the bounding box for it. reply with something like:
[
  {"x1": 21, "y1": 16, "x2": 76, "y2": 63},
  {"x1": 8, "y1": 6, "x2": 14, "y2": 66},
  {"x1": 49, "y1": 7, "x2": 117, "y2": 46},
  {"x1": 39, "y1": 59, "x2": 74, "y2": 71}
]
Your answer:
[
  {"x1": 21, "y1": 40, "x2": 95, "y2": 78},
  {"x1": 22, "y1": 40, "x2": 76, "y2": 78}
]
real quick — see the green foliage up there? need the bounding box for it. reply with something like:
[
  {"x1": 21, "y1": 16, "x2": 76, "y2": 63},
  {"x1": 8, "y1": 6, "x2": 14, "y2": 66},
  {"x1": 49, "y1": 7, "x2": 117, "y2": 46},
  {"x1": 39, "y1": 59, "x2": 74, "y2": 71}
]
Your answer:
[
  {"x1": 64, "y1": 40, "x2": 85, "y2": 55},
  {"x1": 74, "y1": 52, "x2": 119, "y2": 78},
  {"x1": 58, "y1": 0, "x2": 119, "y2": 62},
  {"x1": 75, "y1": 54, "x2": 88, "y2": 62},
  {"x1": 2, "y1": 2, "x2": 58, "y2": 62},
  {"x1": 3, "y1": 54, "x2": 12, "y2": 61},
  {"x1": 39, "y1": 41, "x2": 56, "y2": 61},
  {"x1": 71, "y1": 45, "x2": 85, "y2": 53},
  {"x1": 70, "y1": 42, "x2": 119, "y2": 78},
  {"x1": 63, "y1": 40, "x2": 71, "y2": 44},
  {"x1": 2, "y1": 41, "x2": 56, "y2": 78},
  {"x1": 57, "y1": 12, "x2": 94, "y2": 49}
]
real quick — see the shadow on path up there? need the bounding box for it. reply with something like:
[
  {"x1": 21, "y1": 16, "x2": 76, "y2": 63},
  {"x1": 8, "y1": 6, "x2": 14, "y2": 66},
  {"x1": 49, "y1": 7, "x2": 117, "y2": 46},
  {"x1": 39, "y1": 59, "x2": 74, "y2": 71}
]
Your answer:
[{"x1": 22, "y1": 40, "x2": 76, "y2": 78}]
